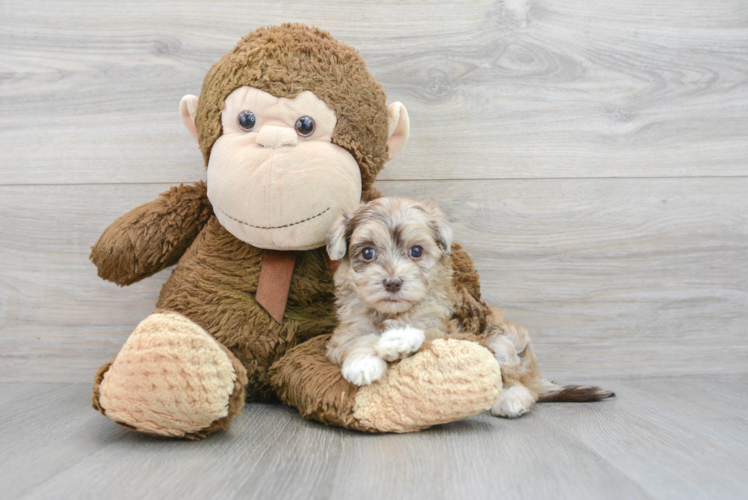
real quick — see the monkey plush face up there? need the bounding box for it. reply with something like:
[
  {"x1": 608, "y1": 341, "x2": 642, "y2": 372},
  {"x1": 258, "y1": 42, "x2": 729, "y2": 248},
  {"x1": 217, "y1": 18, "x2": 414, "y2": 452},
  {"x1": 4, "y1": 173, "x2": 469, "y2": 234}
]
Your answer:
[
  {"x1": 204, "y1": 87, "x2": 362, "y2": 250},
  {"x1": 178, "y1": 24, "x2": 410, "y2": 251}
]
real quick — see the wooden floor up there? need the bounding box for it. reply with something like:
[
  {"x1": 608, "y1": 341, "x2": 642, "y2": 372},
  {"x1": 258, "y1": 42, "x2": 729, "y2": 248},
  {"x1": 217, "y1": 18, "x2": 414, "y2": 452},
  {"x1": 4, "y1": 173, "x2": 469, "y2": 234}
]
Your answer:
[{"x1": 1, "y1": 378, "x2": 746, "y2": 500}]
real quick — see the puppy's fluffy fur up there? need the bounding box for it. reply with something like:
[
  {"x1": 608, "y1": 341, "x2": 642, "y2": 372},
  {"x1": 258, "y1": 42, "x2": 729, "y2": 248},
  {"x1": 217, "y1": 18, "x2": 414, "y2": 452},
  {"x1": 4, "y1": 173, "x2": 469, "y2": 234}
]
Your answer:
[{"x1": 326, "y1": 197, "x2": 614, "y2": 418}]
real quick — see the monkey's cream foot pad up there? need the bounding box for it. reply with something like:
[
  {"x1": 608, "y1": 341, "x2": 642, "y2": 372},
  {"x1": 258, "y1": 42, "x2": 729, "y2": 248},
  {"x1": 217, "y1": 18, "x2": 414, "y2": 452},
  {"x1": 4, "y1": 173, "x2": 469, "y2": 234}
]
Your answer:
[
  {"x1": 353, "y1": 338, "x2": 502, "y2": 432},
  {"x1": 94, "y1": 312, "x2": 246, "y2": 438}
]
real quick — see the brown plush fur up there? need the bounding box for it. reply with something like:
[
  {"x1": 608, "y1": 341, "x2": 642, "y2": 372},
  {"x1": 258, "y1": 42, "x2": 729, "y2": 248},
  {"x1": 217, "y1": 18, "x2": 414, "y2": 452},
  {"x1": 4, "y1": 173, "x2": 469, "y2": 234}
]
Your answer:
[
  {"x1": 152, "y1": 214, "x2": 487, "y2": 400},
  {"x1": 155, "y1": 217, "x2": 338, "y2": 402},
  {"x1": 267, "y1": 335, "x2": 367, "y2": 431},
  {"x1": 91, "y1": 24, "x2": 496, "y2": 437},
  {"x1": 196, "y1": 24, "x2": 390, "y2": 192},
  {"x1": 92, "y1": 357, "x2": 114, "y2": 415},
  {"x1": 91, "y1": 193, "x2": 487, "y2": 419},
  {"x1": 91, "y1": 181, "x2": 213, "y2": 286}
]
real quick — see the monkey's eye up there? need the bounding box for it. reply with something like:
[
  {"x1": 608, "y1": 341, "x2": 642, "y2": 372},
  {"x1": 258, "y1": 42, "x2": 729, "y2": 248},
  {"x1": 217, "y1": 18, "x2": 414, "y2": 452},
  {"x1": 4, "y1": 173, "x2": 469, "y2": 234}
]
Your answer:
[
  {"x1": 295, "y1": 116, "x2": 315, "y2": 137},
  {"x1": 238, "y1": 110, "x2": 256, "y2": 131},
  {"x1": 409, "y1": 246, "x2": 424, "y2": 259},
  {"x1": 361, "y1": 248, "x2": 376, "y2": 262}
]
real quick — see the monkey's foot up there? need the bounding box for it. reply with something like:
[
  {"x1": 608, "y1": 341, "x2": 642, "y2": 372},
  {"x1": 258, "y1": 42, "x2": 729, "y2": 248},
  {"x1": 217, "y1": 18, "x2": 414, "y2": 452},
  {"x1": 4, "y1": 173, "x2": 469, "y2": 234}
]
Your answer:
[
  {"x1": 353, "y1": 338, "x2": 502, "y2": 432},
  {"x1": 93, "y1": 312, "x2": 248, "y2": 439},
  {"x1": 269, "y1": 336, "x2": 502, "y2": 433}
]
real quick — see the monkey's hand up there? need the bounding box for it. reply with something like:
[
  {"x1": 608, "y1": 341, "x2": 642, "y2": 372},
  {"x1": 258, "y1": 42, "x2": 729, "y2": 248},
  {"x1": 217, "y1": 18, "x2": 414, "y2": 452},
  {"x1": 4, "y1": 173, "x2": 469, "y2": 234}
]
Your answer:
[
  {"x1": 90, "y1": 181, "x2": 212, "y2": 286},
  {"x1": 376, "y1": 326, "x2": 425, "y2": 362}
]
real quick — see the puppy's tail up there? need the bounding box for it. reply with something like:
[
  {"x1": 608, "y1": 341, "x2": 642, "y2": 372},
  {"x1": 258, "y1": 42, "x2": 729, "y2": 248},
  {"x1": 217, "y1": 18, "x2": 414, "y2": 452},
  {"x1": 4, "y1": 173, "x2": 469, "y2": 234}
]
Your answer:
[{"x1": 537, "y1": 379, "x2": 615, "y2": 403}]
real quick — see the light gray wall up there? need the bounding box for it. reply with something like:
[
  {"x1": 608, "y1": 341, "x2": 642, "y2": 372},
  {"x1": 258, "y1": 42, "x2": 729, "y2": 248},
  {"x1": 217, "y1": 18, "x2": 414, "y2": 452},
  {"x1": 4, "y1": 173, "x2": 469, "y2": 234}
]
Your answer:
[{"x1": 1, "y1": 0, "x2": 746, "y2": 382}]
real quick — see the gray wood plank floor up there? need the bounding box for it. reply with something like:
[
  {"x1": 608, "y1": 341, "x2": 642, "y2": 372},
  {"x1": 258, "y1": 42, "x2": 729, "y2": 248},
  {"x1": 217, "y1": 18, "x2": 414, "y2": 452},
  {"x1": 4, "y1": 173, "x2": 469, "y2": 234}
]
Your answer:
[{"x1": 1, "y1": 378, "x2": 746, "y2": 500}]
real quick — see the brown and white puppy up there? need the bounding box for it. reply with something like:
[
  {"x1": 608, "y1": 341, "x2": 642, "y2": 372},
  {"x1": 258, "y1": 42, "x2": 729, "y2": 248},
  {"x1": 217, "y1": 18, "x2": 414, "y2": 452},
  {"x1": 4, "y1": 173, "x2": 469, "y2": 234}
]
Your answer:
[
  {"x1": 325, "y1": 197, "x2": 456, "y2": 386},
  {"x1": 325, "y1": 197, "x2": 602, "y2": 418}
]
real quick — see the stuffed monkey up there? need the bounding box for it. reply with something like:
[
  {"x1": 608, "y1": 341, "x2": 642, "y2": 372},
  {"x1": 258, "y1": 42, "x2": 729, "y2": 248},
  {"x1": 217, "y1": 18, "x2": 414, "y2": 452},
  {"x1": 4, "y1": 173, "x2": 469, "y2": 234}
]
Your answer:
[{"x1": 91, "y1": 24, "x2": 503, "y2": 439}]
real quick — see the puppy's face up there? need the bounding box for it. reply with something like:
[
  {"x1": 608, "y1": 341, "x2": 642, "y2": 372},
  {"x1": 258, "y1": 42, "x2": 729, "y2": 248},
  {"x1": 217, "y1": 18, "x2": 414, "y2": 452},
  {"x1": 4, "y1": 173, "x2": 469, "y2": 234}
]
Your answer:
[{"x1": 327, "y1": 198, "x2": 454, "y2": 315}]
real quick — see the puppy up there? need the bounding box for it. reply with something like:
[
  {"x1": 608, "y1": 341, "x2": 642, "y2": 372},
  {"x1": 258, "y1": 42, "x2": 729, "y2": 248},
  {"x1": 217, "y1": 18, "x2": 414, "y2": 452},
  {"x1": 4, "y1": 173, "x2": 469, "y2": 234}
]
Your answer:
[
  {"x1": 325, "y1": 197, "x2": 457, "y2": 387},
  {"x1": 326, "y1": 197, "x2": 614, "y2": 418}
]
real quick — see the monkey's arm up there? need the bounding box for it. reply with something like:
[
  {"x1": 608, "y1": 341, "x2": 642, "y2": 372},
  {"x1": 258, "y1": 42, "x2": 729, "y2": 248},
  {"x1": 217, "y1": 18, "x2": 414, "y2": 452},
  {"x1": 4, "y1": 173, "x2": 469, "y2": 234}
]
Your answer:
[
  {"x1": 450, "y1": 241, "x2": 482, "y2": 301},
  {"x1": 90, "y1": 181, "x2": 213, "y2": 286},
  {"x1": 449, "y1": 241, "x2": 494, "y2": 335}
]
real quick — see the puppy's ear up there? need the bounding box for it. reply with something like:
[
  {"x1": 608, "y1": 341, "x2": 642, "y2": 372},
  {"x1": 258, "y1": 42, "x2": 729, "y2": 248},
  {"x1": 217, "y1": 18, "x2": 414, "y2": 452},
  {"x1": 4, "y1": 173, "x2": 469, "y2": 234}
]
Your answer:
[
  {"x1": 326, "y1": 209, "x2": 355, "y2": 260},
  {"x1": 425, "y1": 199, "x2": 454, "y2": 256}
]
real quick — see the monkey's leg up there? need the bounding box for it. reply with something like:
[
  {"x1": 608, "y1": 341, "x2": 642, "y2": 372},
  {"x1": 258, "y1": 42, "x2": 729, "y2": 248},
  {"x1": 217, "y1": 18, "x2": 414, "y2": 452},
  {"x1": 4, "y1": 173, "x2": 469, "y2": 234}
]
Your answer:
[
  {"x1": 93, "y1": 311, "x2": 248, "y2": 439},
  {"x1": 268, "y1": 334, "x2": 502, "y2": 433}
]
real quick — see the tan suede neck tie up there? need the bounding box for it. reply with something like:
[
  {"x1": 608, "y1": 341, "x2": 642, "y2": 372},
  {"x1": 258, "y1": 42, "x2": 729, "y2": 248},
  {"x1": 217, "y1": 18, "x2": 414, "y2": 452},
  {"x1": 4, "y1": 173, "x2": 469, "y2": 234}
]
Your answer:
[
  {"x1": 256, "y1": 250, "x2": 297, "y2": 324},
  {"x1": 256, "y1": 250, "x2": 340, "y2": 324}
]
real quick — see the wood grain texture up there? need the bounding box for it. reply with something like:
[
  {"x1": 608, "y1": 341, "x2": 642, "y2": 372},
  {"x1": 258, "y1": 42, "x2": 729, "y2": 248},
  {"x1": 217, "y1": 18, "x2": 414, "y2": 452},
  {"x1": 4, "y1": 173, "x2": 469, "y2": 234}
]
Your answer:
[
  {"x1": 1, "y1": 379, "x2": 746, "y2": 499},
  {"x1": 1, "y1": 178, "x2": 746, "y2": 382},
  {"x1": 1, "y1": 0, "x2": 747, "y2": 184}
]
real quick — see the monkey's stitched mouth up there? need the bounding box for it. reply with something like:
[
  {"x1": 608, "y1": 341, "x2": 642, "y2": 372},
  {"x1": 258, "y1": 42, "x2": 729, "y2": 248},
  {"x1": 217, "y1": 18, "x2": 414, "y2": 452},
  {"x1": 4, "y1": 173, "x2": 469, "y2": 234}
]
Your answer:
[{"x1": 218, "y1": 206, "x2": 330, "y2": 230}]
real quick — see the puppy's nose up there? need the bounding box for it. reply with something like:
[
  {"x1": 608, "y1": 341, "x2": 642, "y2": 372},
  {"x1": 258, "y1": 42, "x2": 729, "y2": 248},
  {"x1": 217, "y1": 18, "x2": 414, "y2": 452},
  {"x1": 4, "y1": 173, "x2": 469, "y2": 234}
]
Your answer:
[{"x1": 383, "y1": 278, "x2": 403, "y2": 293}]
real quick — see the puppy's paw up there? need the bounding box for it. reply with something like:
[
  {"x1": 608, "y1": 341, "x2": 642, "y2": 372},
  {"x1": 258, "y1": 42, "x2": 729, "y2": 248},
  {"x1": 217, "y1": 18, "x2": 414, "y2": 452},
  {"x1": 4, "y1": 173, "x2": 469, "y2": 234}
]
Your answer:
[
  {"x1": 341, "y1": 354, "x2": 387, "y2": 386},
  {"x1": 376, "y1": 326, "x2": 426, "y2": 362},
  {"x1": 490, "y1": 384, "x2": 535, "y2": 418}
]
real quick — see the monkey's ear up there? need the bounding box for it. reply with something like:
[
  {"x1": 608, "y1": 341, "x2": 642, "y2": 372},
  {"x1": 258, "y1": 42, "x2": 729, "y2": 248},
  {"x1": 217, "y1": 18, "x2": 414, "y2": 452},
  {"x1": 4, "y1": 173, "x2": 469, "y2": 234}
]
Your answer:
[
  {"x1": 386, "y1": 102, "x2": 410, "y2": 160},
  {"x1": 326, "y1": 210, "x2": 354, "y2": 261},
  {"x1": 425, "y1": 199, "x2": 454, "y2": 256},
  {"x1": 179, "y1": 95, "x2": 200, "y2": 142}
]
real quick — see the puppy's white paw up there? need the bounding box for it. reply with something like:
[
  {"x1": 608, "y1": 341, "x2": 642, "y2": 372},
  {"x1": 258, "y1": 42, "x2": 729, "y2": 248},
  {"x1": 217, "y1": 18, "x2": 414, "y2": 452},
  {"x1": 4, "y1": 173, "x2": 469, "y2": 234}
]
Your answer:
[
  {"x1": 491, "y1": 384, "x2": 535, "y2": 418},
  {"x1": 341, "y1": 354, "x2": 387, "y2": 386},
  {"x1": 376, "y1": 326, "x2": 426, "y2": 362}
]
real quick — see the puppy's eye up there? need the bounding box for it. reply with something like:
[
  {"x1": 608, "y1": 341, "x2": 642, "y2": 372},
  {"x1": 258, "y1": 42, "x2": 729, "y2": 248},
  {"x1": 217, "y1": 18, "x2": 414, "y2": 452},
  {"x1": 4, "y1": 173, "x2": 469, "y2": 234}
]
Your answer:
[
  {"x1": 409, "y1": 246, "x2": 423, "y2": 259},
  {"x1": 295, "y1": 116, "x2": 315, "y2": 137},
  {"x1": 361, "y1": 248, "x2": 376, "y2": 261},
  {"x1": 238, "y1": 110, "x2": 256, "y2": 131}
]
